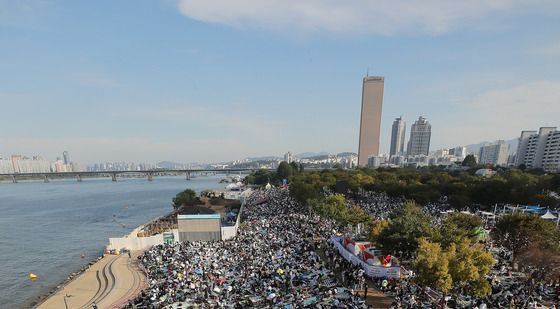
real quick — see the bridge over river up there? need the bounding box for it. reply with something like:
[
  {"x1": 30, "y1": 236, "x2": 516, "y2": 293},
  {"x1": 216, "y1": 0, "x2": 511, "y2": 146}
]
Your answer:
[{"x1": 0, "y1": 168, "x2": 263, "y2": 183}]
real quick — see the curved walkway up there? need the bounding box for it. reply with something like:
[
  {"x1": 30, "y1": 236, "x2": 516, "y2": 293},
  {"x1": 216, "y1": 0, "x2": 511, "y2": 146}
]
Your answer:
[{"x1": 38, "y1": 253, "x2": 145, "y2": 309}]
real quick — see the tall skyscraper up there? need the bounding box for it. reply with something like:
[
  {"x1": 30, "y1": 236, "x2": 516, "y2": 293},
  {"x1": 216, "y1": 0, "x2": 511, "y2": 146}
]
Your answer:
[
  {"x1": 63, "y1": 150, "x2": 70, "y2": 165},
  {"x1": 358, "y1": 76, "x2": 384, "y2": 166},
  {"x1": 407, "y1": 116, "x2": 432, "y2": 156},
  {"x1": 390, "y1": 116, "x2": 406, "y2": 157}
]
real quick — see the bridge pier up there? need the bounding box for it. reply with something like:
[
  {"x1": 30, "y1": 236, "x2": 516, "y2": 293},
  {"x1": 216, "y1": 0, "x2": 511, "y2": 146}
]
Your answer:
[
  {"x1": 147, "y1": 172, "x2": 153, "y2": 181},
  {"x1": 12, "y1": 175, "x2": 17, "y2": 183},
  {"x1": 76, "y1": 174, "x2": 82, "y2": 182},
  {"x1": 111, "y1": 173, "x2": 117, "y2": 182},
  {"x1": 186, "y1": 171, "x2": 191, "y2": 181},
  {"x1": 43, "y1": 175, "x2": 49, "y2": 183}
]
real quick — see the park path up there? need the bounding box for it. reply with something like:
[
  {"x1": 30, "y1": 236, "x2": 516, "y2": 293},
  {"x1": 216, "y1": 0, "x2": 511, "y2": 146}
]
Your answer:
[{"x1": 37, "y1": 253, "x2": 145, "y2": 309}]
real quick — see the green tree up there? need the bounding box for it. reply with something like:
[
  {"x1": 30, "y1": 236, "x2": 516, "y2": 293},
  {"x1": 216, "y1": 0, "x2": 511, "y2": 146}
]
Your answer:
[
  {"x1": 462, "y1": 155, "x2": 477, "y2": 167},
  {"x1": 308, "y1": 195, "x2": 370, "y2": 225},
  {"x1": 492, "y1": 213, "x2": 560, "y2": 256},
  {"x1": 172, "y1": 189, "x2": 198, "y2": 209},
  {"x1": 368, "y1": 220, "x2": 390, "y2": 244},
  {"x1": 244, "y1": 169, "x2": 274, "y2": 185},
  {"x1": 438, "y1": 213, "x2": 483, "y2": 248},
  {"x1": 289, "y1": 161, "x2": 300, "y2": 175},
  {"x1": 289, "y1": 180, "x2": 319, "y2": 204},
  {"x1": 276, "y1": 161, "x2": 293, "y2": 180},
  {"x1": 413, "y1": 238, "x2": 453, "y2": 293},
  {"x1": 377, "y1": 201, "x2": 435, "y2": 256}
]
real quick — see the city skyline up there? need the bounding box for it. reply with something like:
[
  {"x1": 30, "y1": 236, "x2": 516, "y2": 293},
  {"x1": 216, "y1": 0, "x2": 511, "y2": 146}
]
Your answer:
[{"x1": 1, "y1": 1, "x2": 560, "y2": 163}]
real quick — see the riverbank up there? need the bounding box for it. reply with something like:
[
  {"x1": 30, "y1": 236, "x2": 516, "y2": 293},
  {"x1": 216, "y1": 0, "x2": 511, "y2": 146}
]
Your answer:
[
  {"x1": 31, "y1": 234, "x2": 145, "y2": 309},
  {"x1": 0, "y1": 176, "x2": 226, "y2": 308},
  {"x1": 36, "y1": 252, "x2": 145, "y2": 309},
  {"x1": 32, "y1": 188, "x2": 239, "y2": 308},
  {"x1": 27, "y1": 255, "x2": 103, "y2": 308}
]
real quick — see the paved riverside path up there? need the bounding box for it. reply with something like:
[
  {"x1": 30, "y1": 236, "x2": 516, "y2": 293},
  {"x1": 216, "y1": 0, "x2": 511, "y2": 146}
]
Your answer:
[{"x1": 38, "y1": 253, "x2": 145, "y2": 309}]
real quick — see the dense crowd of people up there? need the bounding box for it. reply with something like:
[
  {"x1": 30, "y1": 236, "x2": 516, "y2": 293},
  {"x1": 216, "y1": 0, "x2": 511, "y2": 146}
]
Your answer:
[
  {"x1": 351, "y1": 192, "x2": 405, "y2": 220},
  {"x1": 125, "y1": 188, "x2": 371, "y2": 308},
  {"x1": 124, "y1": 186, "x2": 559, "y2": 308},
  {"x1": 348, "y1": 191, "x2": 560, "y2": 308}
]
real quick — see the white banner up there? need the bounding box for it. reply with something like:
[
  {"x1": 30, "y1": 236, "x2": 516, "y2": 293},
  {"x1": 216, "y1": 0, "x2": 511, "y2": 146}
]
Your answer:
[{"x1": 331, "y1": 236, "x2": 401, "y2": 279}]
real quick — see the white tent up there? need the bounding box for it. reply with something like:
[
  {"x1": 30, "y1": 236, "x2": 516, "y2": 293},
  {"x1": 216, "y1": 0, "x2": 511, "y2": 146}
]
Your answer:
[
  {"x1": 541, "y1": 210, "x2": 558, "y2": 220},
  {"x1": 225, "y1": 183, "x2": 238, "y2": 190}
]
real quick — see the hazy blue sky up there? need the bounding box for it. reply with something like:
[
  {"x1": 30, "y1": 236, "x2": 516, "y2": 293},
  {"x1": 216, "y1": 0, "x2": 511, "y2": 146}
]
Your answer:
[{"x1": 1, "y1": 0, "x2": 559, "y2": 163}]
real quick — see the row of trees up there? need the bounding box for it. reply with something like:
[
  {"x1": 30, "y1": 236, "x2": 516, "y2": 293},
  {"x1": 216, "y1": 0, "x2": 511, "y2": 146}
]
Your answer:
[
  {"x1": 244, "y1": 161, "x2": 304, "y2": 186},
  {"x1": 308, "y1": 195, "x2": 370, "y2": 226},
  {"x1": 282, "y1": 168, "x2": 560, "y2": 209}
]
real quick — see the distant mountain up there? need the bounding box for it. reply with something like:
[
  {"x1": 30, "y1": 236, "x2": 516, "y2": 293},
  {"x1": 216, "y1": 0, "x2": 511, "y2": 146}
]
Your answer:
[
  {"x1": 464, "y1": 138, "x2": 518, "y2": 154},
  {"x1": 246, "y1": 156, "x2": 281, "y2": 161},
  {"x1": 295, "y1": 152, "x2": 330, "y2": 159},
  {"x1": 336, "y1": 152, "x2": 357, "y2": 157},
  {"x1": 157, "y1": 161, "x2": 188, "y2": 169}
]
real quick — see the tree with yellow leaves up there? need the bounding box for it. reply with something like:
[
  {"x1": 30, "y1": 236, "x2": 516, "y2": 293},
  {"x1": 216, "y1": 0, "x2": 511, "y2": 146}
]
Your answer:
[
  {"x1": 368, "y1": 219, "x2": 390, "y2": 245},
  {"x1": 412, "y1": 238, "x2": 453, "y2": 293},
  {"x1": 446, "y1": 239, "x2": 495, "y2": 297}
]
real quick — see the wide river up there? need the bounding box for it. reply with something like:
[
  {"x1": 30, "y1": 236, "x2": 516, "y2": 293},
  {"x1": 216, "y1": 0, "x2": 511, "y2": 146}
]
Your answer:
[{"x1": 0, "y1": 175, "x2": 226, "y2": 308}]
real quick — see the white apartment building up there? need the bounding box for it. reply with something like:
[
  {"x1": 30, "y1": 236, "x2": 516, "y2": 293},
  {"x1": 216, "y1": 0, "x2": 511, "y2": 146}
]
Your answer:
[
  {"x1": 515, "y1": 127, "x2": 560, "y2": 172},
  {"x1": 0, "y1": 158, "x2": 14, "y2": 173},
  {"x1": 11, "y1": 155, "x2": 52, "y2": 173},
  {"x1": 449, "y1": 146, "x2": 467, "y2": 160},
  {"x1": 479, "y1": 141, "x2": 509, "y2": 166},
  {"x1": 543, "y1": 131, "x2": 560, "y2": 173},
  {"x1": 390, "y1": 117, "x2": 406, "y2": 156},
  {"x1": 283, "y1": 152, "x2": 293, "y2": 164},
  {"x1": 407, "y1": 116, "x2": 432, "y2": 156}
]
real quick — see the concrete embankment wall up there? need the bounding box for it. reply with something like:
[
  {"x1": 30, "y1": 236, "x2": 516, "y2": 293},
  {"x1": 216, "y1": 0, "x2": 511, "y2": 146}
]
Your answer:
[
  {"x1": 108, "y1": 229, "x2": 179, "y2": 251},
  {"x1": 107, "y1": 188, "x2": 252, "y2": 251},
  {"x1": 221, "y1": 192, "x2": 247, "y2": 240}
]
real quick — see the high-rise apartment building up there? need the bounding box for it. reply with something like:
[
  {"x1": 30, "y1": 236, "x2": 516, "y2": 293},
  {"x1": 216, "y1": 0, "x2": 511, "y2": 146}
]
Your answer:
[
  {"x1": 448, "y1": 146, "x2": 467, "y2": 159},
  {"x1": 358, "y1": 76, "x2": 384, "y2": 166},
  {"x1": 283, "y1": 152, "x2": 293, "y2": 164},
  {"x1": 10, "y1": 155, "x2": 52, "y2": 173},
  {"x1": 390, "y1": 116, "x2": 406, "y2": 157},
  {"x1": 0, "y1": 158, "x2": 14, "y2": 173},
  {"x1": 478, "y1": 141, "x2": 509, "y2": 166},
  {"x1": 63, "y1": 151, "x2": 70, "y2": 165},
  {"x1": 407, "y1": 116, "x2": 431, "y2": 156},
  {"x1": 543, "y1": 131, "x2": 560, "y2": 173},
  {"x1": 516, "y1": 127, "x2": 560, "y2": 172}
]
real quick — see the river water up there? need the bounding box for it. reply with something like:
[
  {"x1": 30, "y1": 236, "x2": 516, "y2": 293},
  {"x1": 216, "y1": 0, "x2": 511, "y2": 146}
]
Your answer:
[{"x1": 0, "y1": 175, "x2": 226, "y2": 308}]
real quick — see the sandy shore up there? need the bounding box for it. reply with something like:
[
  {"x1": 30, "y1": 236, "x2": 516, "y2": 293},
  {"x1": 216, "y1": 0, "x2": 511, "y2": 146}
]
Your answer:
[
  {"x1": 31, "y1": 222, "x2": 151, "y2": 309},
  {"x1": 35, "y1": 252, "x2": 145, "y2": 309}
]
